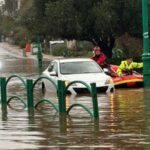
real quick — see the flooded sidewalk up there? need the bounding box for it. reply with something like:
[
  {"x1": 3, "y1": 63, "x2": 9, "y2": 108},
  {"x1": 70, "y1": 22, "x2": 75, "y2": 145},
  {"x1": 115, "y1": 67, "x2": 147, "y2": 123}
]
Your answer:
[{"x1": 0, "y1": 42, "x2": 63, "y2": 61}]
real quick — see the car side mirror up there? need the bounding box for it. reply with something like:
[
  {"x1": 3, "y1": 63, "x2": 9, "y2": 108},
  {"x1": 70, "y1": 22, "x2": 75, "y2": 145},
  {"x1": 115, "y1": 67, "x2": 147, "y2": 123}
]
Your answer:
[
  {"x1": 103, "y1": 68, "x2": 109, "y2": 73},
  {"x1": 50, "y1": 71, "x2": 57, "y2": 76}
]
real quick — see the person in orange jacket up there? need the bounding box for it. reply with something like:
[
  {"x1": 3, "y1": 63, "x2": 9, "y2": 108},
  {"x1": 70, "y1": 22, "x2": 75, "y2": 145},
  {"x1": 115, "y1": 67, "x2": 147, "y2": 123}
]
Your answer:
[{"x1": 91, "y1": 46, "x2": 107, "y2": 68}]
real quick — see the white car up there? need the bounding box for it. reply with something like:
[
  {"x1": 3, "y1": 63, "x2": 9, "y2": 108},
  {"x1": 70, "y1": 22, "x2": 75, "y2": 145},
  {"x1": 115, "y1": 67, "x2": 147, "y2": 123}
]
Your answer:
[{"x1": 42, "y1": 58, "x2": 114, "y2": 94}]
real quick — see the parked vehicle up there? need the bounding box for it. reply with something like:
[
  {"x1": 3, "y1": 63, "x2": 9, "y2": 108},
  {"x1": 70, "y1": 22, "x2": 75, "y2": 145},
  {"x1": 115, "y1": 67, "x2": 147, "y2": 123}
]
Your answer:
[{"x1": 42, "y1": 58, "x2": 114, "y2": 94}]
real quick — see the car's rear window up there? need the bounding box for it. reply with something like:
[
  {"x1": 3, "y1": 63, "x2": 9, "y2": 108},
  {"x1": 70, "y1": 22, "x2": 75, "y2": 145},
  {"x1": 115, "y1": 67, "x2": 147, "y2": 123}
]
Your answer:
[{"x1": 60, "y1": 61, "x2": 103, "y2": 74}]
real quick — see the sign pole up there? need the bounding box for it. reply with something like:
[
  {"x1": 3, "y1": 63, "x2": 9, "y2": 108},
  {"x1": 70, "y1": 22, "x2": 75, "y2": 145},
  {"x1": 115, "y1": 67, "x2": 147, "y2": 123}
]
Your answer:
[{"x1": 142, "y1": 0, "x2": 150, "y2": 87}]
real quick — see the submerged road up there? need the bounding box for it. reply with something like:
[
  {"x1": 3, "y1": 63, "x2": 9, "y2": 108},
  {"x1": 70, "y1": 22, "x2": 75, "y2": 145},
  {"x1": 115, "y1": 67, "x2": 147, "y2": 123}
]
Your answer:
[
  {"x1": 0, "y1": 43, "x2": 40, "y2": 77},
  {"x1": 0, "y1": 42, "x2": 150, "y2": 150}
]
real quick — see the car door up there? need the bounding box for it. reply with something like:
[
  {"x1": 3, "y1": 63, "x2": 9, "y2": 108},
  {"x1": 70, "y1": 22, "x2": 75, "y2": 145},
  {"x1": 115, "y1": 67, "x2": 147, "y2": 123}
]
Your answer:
[{"x1": 43, "y1": 61, "x2": 59, "y2": 93}]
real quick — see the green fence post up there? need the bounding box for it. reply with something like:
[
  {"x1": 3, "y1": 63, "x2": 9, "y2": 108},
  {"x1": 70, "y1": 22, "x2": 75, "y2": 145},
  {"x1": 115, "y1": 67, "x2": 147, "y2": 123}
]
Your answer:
[
  {"x1": 57, "y1": 80, "x2": 66, "y2": 113},
  {"x1": 90, "y1": 83, "x2": 99, "y2": 119},
  {"x1": 37, "y1": 36, "x2": 43, "y2": 70},
  {"x1": 27, "y1": 79, "x2": 34, "y2": 109},
  {"x1": 59, "y1": 114, "x2": 67, "y2": 134},
  {"x1": 0, "y1": 77, "x2": 7, "y2": 105},
  {"x1": 142, "y1": 0, "x2": 150, "y2": 87},
  {"x1": 37, "y1": 43, "x2": 43, "y2": 69}
]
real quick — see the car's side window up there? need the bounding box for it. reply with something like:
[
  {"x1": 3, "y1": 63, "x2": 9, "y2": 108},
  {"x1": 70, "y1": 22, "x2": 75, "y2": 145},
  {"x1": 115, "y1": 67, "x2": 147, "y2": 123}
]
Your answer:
[
  {"x1": 53, "y1": 63, "x2": 58, "y2": 74},
  {"x1": 48, "y1": 62, "x2": 58, "y2": 73},
  {"x1": 48, "y1": 63, "x2": 54, "y2": 72}
]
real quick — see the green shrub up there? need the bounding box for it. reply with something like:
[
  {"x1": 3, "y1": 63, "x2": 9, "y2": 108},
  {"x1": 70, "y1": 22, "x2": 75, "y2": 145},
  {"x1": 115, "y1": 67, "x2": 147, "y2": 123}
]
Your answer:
[
  {"x1": 51, "y1": 44, "x2": 66, "y2": 56},
  {"x1": 19, "y1": 40, "x2": 26, "y2": 48},
  {"x1": 13, "y1": 26, "x2": 28, "y2": 48}
]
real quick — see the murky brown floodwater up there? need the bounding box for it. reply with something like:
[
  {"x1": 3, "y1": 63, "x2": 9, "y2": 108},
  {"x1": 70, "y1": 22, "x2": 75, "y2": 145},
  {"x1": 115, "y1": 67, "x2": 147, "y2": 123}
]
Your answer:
[
  {"x1": 4, "y1": 86, "x2": 150, "y2": 150},
  {"x1": 0, "y1": 52, "x2": 150, "y2": 150}
]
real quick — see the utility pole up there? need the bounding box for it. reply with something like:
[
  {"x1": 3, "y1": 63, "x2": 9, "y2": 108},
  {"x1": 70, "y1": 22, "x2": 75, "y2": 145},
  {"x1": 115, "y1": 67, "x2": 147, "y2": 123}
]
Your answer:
[
  {"x1": 37, "y1": 36, "x2": 43, "y2": 70},
  {"x1": 142, "y1": 0, "x2": 150, "y2": 87}
]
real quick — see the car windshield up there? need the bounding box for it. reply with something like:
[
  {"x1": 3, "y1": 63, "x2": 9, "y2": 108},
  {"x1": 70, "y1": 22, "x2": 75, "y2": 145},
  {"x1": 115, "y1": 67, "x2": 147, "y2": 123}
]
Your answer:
[{"x1": 60, "y1": 61, "x2": 103, "y2": 74}]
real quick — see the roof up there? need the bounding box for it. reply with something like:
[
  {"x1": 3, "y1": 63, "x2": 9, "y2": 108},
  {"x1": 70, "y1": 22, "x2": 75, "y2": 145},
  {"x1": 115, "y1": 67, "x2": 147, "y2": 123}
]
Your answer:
[{"x1": 54, "y1": 58, "x2": 93, "y2": 63}]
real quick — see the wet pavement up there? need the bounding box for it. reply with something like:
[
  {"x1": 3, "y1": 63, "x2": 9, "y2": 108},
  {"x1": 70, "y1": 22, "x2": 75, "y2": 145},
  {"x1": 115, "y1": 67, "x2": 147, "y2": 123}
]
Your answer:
[
  {"x1": 0, "y1": 44, "x2": 38, "y2": 77},
  {"x1": 0, "y1": 42, "x2": 150, "y2": 150},
  {"x1": 0, "y1": 42, "x2": 63, "y2": 61}
]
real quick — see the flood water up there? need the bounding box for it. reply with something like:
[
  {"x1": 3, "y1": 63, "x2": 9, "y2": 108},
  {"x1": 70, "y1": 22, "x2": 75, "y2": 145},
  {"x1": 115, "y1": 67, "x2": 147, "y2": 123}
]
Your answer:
[{"x1": 0, "y1": 50, "x2": 150, "y2": 149}]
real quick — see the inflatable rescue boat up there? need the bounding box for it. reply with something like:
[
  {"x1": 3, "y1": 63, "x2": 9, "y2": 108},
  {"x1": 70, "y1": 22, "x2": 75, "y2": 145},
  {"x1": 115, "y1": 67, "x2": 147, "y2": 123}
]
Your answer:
[{"x1": 110, "y1": 65, "x2": 143, "y2": 88}]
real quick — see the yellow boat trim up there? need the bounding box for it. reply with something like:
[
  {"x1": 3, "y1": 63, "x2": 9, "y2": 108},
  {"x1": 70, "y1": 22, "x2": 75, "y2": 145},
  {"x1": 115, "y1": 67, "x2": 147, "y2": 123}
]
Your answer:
[{"x1": 114, "y1": 78, "x2": 143, "y2": 86}]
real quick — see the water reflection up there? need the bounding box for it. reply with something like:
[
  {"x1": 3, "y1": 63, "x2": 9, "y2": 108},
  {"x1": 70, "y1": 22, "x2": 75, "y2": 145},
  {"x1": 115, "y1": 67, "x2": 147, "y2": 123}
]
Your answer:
[
  {"x1": 1, "y1": 106, "x2": 8, "y2": 121},
  {"x1": 31, "y1": 88, "x2": 150, "y2": 149},
  {"x1": 1, "y1": 82, "x2": 150, "y2": 149},
  {"x1": 1, "y1": 56, "x2": 150, "y2": 149}
]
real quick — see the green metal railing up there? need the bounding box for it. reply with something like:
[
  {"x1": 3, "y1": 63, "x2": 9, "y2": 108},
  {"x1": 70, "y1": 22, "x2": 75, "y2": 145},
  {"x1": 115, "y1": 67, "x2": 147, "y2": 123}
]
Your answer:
[
  {"x1": 1, "y1": 75, "x2": 26, "y2": 107},
  {"x1": 64, "y1": 81, "x2": 99, "y2": 118},
  {"x1": 0, "y1": 75, "x2": 99, "y2": 119},
  {"x1": 31, "y1": 76, "x2": 58, "y2": 111}
]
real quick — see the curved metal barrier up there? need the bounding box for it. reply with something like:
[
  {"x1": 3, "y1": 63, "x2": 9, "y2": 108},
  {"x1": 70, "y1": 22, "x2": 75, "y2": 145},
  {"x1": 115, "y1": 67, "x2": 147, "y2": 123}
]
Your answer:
[
  {"x1": 0, "y1": 76, "x2": 99, "y2": 119},
  {"x1": 0, "y1": 76, "x2": 26, "y2": 107},
  {"x1": 6, "y1": 74, "x2": 26, "y2": 87},
  {"x1": 33, "y1": 76, "x2": 57, "y2": 89},
  {"x1": 63, "y1": 81, "x2": 99, "y2": 118},
  {"x1": 7, "y1": 96, "x2": 26, "y2": 109},
  {"x1": 29, "y1": 76, "x2": 59, "y2": 112},
  {"x1": 35, "y1": 99, "x2": 59, "y2": 112},
  {"x1": 67, "y1": 103, "x2": 93, "y2": 118}
]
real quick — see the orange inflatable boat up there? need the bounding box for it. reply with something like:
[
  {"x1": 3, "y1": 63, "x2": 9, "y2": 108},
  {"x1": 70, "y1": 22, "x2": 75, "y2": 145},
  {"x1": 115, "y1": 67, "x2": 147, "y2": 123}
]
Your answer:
[{"x1": 109, "y1": 65, "x2": 143, "y2": 88}]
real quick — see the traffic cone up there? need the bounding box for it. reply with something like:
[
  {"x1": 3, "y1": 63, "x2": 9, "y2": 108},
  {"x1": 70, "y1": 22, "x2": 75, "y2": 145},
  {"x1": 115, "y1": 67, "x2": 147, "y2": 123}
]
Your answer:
[{"x1": 25, "y1": 43, "x2": 31, "y2": 52}]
